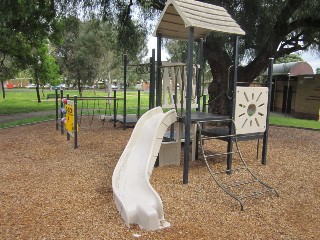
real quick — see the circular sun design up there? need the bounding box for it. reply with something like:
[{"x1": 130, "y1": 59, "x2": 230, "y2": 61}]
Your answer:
[{"x1": 235, "y1": 87, "x2": 269, "y2": 135}]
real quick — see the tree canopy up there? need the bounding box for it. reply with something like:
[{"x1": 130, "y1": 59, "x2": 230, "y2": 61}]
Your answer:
[{"x1": 201, "y1": 0, "x2": 320, "y2": 114}]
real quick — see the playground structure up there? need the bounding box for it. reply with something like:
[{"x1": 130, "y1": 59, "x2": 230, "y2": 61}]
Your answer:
[
  {"x1": 55, "y1": 89, "x2": 124, "y2": 148},
  {"x1": 112, "y1": 0, "x2": 279, "y2": 230}
]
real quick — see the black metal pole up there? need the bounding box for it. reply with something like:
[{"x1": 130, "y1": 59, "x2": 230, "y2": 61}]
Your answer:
[
  {"x1": 156, "y1": 34, "x2": 162, "y2": 107},
  {"x1": 60, "y1": 89, "x2": 64, "y2": 135},
  {"x1": 227, "y1": 35, "x2": 239, "y2": 172},
  {"x1": 137, "y1": 90, "x2": 141, "y2": 119},
  {"x1": 113, "y1": 90, "x2": 117, "y2": 128},
  {"x1": 66, "y1": 93, "x2": 70, "y2": 141},
  {"x1": 262, "y1": 58, "x2": 274, "y2": 165},
  {"x1": 123, "y1": 54, "x2": 127, "y2": 130},
  {"x1": 195, "y1": 38, "x2": 204, "y2": 160},
  {"x1": 55, "y1": 88, "x2": 59, "y2": 131},
  {"x1": 149, "y1": 49, "x2": 156, "y2": 109},
  {"x1": 183, "y1": 27, "x2": 194, "y2": 184},
  {"x1": 74, "y1": 95, "x2": 78, "y2": 149}
]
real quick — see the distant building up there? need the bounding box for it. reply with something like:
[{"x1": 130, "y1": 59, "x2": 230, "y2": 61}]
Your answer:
[{"x1": 264, "y1": 62, "x2": 320, "y2": 121}]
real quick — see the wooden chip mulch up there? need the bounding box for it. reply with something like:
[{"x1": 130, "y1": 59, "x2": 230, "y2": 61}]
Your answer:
[{"x1": 0, "y1": 121, "x2": 319, "y2": 239}]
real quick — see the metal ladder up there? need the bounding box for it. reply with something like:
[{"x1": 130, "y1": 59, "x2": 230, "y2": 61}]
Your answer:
[{"x1": 196, "y1": 119, "x2": 279, "y2": 210}]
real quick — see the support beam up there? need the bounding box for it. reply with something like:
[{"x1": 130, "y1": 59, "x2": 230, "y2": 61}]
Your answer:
[
  {"x1": 227, "y1": 35, "x2": 239, "y2": 172},
  {"x1": 123, "y1": 54, "x2": 127, "y2": 130},
  {"x1": 156, "y1": 35, "x2": 162, "y2": 107},
  {"x1": 262, "y1": 58, "x2": 274, "y2": 165},
  {"x1": 183, "y1": 27, "x2": 194, "y2": 184},
  {"x1": 149, "y1": 49, "x2": 156, "y2": 109}
]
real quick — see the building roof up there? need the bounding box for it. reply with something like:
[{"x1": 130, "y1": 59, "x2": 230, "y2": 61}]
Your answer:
[
  {"x1": 153, "y1": 0, "x2": 245, "y2": 40},
  {"x1": 270, "y1": 62, "x2": 314, "y2": 76}
]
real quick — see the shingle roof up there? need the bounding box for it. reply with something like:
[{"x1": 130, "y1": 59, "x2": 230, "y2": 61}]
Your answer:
[{"x1": 153, "y1": 0, "x2": 245, "y2": 40}]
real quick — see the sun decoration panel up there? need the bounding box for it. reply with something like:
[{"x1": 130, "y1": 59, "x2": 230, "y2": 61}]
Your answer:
[{"x1": 235, "y1": 87, "x2": 269, "y2": 135}]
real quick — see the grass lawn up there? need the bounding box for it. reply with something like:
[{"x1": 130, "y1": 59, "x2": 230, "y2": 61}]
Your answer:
[
  {"x1": 1, "y1": 89, "x2": 319, "y2": 130},
  {"x1": 270, "y1": 114, "x2": 320, "y2": 130}
]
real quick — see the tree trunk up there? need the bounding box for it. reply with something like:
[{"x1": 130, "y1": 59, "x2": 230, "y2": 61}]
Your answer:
[
  {"x1": 204, "y1": 35, "x2": 280, "y2": 115},
  {"x1": 77, "y1": 79, "x2": 82, "y2": 97},
  {"x1": 1, "y1": 80, "x2": 5, "y2": 99},
  {"x1": 35, "y1": 71, "x2": 41, "y2": 103},
  {"x1": 204, "y1": 39, "x2": 233, "y2": 116}
]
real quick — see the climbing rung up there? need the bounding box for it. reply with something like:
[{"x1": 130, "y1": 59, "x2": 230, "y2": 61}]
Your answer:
[
  {"x1": 225, "y1": 166, "x2": 247, "y2": 173},
  {"x1": 239, "y1": 188, "x2": 275, "y2": 200},
  {"x1": 212, "y1": 166, "x2": 247, "y2": 175},
  {"x1": 205, "y1": 151, "x2": 239, "y2": 158},
  {"x1": 224, "y1": 179, "x2": 258, "y2": 189}
]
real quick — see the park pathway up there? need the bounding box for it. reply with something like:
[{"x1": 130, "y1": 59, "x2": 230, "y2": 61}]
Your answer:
[{"x1": 0, "y1": 110, "x2": 55, "y2": 124}]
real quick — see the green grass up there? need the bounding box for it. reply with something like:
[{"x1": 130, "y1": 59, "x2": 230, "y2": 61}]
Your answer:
[
  {"x1": 0, "y1": 89, "x2": 150, "y2": 114},
  {"x1": 269, "y1": 115, "x2": 320, "y2": 130},
  {"x1": 0, "y1": 89, "x2": 150, "y2": 128},
  {"x1": 1, "y1": 89, "x2": 319, "y2": 130},
  {"x1": 0, "y1": 89, "x2": 57, "y2": 114}
]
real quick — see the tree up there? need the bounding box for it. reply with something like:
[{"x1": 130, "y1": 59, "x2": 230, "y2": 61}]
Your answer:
[
  {"x1": 0, "y1": 0, "x2": 62, "y2": 101},
  {"x1": 37, "y1": 43, "x2": 61, "y2": 97},
  {"x1": 55, "y1": 16, "x2": 147, "y2": 96},
  {"x1": 202, "y1": 0, "x2": 320, "y2": 115},
  {"x1": 0, "y1": 54, "x2": 19, "y2": 99}
]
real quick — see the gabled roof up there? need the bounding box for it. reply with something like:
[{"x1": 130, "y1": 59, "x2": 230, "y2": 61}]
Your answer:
[{"x1": 153, "y1": 0, "x2": 245, "y2": 40}]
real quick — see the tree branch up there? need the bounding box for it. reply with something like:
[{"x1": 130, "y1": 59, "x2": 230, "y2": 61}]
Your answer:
[{"x1": 287, "y1": 17, "x2": 320, "y2": 34}]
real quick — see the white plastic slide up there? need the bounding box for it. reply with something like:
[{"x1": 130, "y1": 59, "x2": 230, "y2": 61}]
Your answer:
[{"x1": 112, "y1": 107, "x2": 177, "y2": 231}]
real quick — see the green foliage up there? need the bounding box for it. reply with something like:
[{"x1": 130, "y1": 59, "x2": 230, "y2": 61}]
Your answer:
[
  {"x1": 275, "y1": 54, "x2": 304, "y2": 63},
  {"x1": 34, "y1": 42, "x2": 61, "y2": 87},
  {"x1": 204, "y1": 0, "x2": 320, "y2": 80},
  {"x1": 0, "y1": 0, "x2": 60, "y2": 67}
]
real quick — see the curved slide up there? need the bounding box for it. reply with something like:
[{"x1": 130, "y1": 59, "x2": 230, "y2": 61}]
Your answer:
[{"x1": 112, "y1": 107, "x2": 177, "y2": 230}]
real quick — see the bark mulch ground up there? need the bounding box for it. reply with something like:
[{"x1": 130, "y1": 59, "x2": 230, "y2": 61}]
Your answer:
[{"x1": 0, "y1": 121, "x2": 319, "y2": 239}]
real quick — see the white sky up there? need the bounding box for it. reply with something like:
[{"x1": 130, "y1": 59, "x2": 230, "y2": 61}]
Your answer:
[{"x1": 147, "y1": 36, "x2": 169, "y2": 61}]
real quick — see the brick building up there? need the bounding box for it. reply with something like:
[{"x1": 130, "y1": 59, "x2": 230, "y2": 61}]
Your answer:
[{"x1": 267, "y1": 62, "x2": 320, "y2": 121}]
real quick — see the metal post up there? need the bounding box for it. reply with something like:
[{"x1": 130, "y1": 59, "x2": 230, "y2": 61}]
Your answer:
[
  {"x1": 285, "y1": 74, "x2": 290, "y2": 115},
  {"x1": 74, "y1": 95, "x2": 78, "y2": 149},
  {"x1": 113, "y1": 90, "x2": 117, "y2": 127},
  {"x1": 137, "y1": 90, "x2": 141, "y2": 119},
  {"x1": 55, "y1": 88, "x2": 59, "y2": 131},
  {"x1": 123, "y1": 54, "x2": 127, "y2": 130},
  {"x1": 60, "y1": 89, "x2": 64, "y2": 135},
  {"x1": 156, "y1": 34, "x2": 162, "y2": 107},
  {"x1": 149, "y1": 49, "x2": 156, "y2": 109},
  {"x1": 183, "y1": 27, "x2": 194, "y2": 184},
  {"x1": 66, "y1": 93, "x2": 70, "y2": 141},
  {"x1": 262, "y1": 58, "x2": 274, "y2": 165},
  {"x1": 227, "y1": 36, "x2": 239, "y2": 172},
  {"x1": 195, "y1": 38, "x2": 204, "y2": 160}
]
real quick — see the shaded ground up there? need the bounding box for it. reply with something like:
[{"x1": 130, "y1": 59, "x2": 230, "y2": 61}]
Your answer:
[{"x1": 0, "y1": 121, "x2": 319, "y2": 239}]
